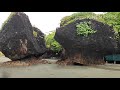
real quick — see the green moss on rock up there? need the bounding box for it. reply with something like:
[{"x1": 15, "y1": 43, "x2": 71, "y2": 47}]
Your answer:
[{"x1": 33, "y1": 30, "x2": 38, "y2": 37}]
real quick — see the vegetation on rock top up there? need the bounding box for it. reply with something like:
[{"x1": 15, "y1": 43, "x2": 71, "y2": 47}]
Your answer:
[
  {"x1": 60, "y1": 12, "x2": 120, "y2": 40},
  {"x1": 60, "y1": 12, "x2": 101, "y2": 27},
  {"x1": 76, "y1": 21, "x2": 96, "y2": 37}
]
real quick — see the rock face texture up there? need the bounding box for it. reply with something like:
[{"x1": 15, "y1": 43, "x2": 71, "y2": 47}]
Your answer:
[
  {"x1": 0, "y1": 12, "x2": 47, "y2": 60},
  {"x1": 55, "y1": 19, "x2": 117, "y2": 65}
]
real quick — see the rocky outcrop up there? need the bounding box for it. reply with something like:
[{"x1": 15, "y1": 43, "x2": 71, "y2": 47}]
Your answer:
[
  {"x1": 0, "y1": 12, "x2": 47, "y2": 60},
  {"x1": 55, "y1": 19, "x2": 117, "y2": 65}
]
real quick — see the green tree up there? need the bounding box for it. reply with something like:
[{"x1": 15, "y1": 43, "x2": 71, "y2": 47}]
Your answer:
[
  {"x1": 45, "y1": 31, "x2": 62, "y2": 53},
  {"x1": 102, "y1": 12, "x2": 120, "y2": 33}
]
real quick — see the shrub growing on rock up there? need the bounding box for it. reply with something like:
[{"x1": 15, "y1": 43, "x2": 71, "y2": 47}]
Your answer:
[{"x1": 76, "y1": 21, "x2": 96, "y2": 37}]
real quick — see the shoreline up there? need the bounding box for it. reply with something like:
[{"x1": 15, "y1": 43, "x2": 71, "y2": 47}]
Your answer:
[{"x1": 0, "y1": 56, "x2": 120, "y2": 78}]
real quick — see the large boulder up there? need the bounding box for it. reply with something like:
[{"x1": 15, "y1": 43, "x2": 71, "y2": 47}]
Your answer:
[
  {"x1": 0, "y1": 12, "x2": 47, "y2": 60},
  {"x1": 54, "y1": 19, "x2": 117, "y2": 65}
]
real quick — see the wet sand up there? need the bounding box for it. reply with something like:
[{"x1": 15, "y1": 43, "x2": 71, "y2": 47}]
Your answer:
[{"x1": 0, "y1": 56, "x2": 120, "y2": 78}]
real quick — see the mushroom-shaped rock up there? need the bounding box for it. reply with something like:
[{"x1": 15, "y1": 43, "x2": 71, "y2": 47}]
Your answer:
[{"x1": 54, "y1": 19, "x2": 117, "y2": 65}]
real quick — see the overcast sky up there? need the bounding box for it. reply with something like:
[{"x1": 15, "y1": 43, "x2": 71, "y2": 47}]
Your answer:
[{"x1": 0, "y1": 12, "x2": 104, "y2": 34}]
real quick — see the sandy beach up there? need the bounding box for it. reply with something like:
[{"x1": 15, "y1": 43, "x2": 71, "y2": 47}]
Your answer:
[{"x1": 0, "y1": 56, "x2": 120, "y2": 78}]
